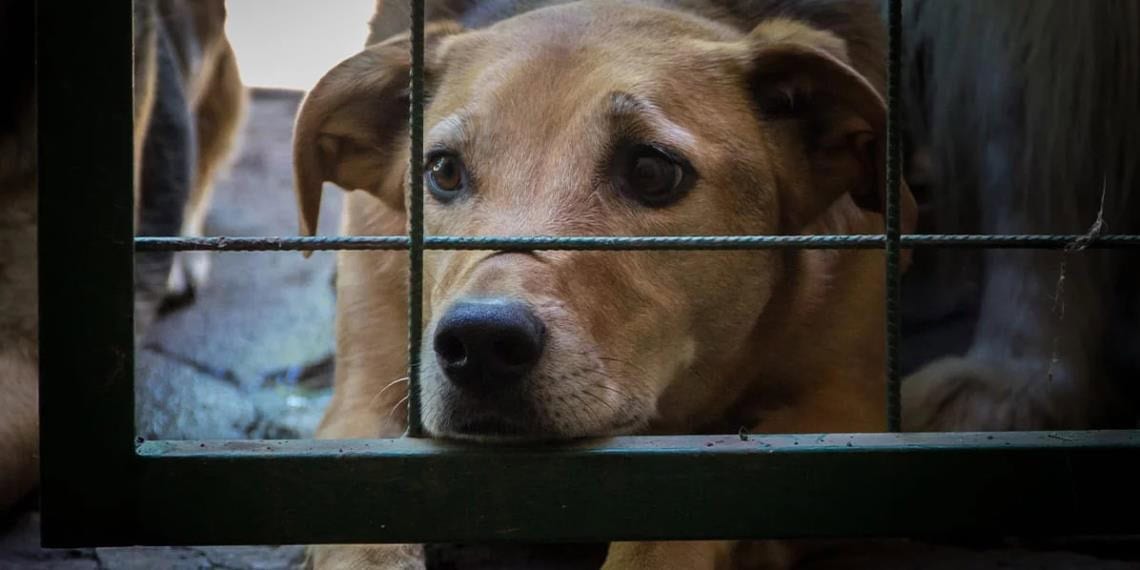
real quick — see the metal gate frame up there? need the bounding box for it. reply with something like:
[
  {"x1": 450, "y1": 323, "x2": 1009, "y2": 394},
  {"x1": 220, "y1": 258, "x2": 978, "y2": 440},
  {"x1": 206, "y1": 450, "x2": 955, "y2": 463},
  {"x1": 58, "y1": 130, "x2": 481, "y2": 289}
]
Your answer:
[{"x1": 37, "y1": 0, "x2": 1140, "y2": 548}]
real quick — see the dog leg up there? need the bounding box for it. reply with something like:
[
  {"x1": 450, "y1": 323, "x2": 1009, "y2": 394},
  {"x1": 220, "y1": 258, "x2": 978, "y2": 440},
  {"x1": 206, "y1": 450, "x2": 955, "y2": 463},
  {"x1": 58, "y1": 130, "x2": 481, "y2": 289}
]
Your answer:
[
  {"x1": 0, "y1": 190, "x2": 37, "y2": 511},
  {"x1": 306, "y1": 394, "x2": 424, "y2": 570},
  {"x1": 307, "y1": 544, "x2": 425, "y2": 570},
  {"x1": 135, "y1": 12, "x2": 195, "y2": 332},
  {"x1": 902, "y1": 248, "x2": 1115, "y2": 432},
  {"x1": 306, "y1": 390, "x2": 424, "y2": 570},
  {"x1": 898, "y1": 0, "x2": 1140, "y2": 432},
  {"x1": 0, "y1": 343, "x2": 37, "y2": 512},
  {"x1": 307, "y1": 382, "x2": 422, "y2": 570},
  {"x1": 602, "y1": 541, "x2": 741, "y2": 570},
  {"x1": 0, "y1": 189, "x2": 37, "y2": 510},
  {"x1": 902, "y1": 114, "x2": 1116, "y2": 431},
  {"x1": 167, "y1": 39, "x2": 247, "y2": 304},
  {"x1": 307, "y1": 247, "x2": 422, "y2": 568},
  {"x1": 133, "y1": 0, "x2": 159, "y2": 202}
]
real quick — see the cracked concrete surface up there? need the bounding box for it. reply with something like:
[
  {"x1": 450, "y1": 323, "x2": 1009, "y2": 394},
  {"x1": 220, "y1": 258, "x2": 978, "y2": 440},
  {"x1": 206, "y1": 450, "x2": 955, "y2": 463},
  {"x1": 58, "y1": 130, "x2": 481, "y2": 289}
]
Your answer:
[
  {"x1": 134, "y1": 89, "x2": 340, "y2": 443},
  {"x1": 0, "y1": 511, "x2": 306, "y2": 570}
]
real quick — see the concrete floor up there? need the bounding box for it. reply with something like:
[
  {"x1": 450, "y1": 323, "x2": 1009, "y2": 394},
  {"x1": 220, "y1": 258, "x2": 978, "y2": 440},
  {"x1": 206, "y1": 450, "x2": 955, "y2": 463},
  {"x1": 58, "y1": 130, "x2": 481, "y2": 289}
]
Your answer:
[
  {"x1": 135, "y1": 89, "x2": 341, "y2": 444},
  {"x1": 3, "y1": 89, "x2": 1138, "y2": 570}
]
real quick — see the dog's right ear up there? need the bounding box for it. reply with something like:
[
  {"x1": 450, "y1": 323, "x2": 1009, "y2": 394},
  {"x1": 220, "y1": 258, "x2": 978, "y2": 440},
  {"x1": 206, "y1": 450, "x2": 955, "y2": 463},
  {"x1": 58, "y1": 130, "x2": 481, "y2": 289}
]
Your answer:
[
  {"x1": 292, "y1": 22, "x2": 464, "y2": 242},
  {"x1": 740, "y1": 19, "x2": 916, "y2": 233}
]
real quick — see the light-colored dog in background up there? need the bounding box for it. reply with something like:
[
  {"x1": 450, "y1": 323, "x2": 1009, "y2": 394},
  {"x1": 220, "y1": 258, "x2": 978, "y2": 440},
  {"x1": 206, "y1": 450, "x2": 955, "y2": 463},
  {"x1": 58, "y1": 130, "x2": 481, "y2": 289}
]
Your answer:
[
  {"x1": 293, "y1": 0, "x2": 914, "y2": 567},
  {"x1": 898, "y1": 0, "x2": 1140, "y2": 433},
  {"x1": 0, "y1": 0, "x2": 245, "y2": 513}
]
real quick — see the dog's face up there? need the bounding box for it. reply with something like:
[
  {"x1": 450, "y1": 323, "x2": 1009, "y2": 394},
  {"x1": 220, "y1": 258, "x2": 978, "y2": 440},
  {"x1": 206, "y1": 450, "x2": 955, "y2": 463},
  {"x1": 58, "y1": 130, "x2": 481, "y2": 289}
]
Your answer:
[{"x1": 294, "y1": 1, "x2": 898, "y2": 441}]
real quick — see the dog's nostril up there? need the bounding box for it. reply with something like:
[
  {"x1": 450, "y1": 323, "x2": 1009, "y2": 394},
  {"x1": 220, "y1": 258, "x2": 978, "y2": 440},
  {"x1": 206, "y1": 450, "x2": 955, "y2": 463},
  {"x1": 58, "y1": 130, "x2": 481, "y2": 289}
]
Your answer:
[
  {"x1": 435, "y1": 332, "x2": 468, "y2": 367},
  {"x1": 432, "y1": 299, "x2": 546, "y2": 390}
]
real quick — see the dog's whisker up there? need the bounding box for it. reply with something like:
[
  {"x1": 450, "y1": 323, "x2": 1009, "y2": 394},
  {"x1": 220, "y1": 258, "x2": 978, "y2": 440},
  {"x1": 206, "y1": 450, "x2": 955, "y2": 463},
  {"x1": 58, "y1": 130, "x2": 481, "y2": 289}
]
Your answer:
[
  {"x1": 388, "y1": 394, "x2": 410, "y2": 420},
  {"x1": 570, "y1": 391, "x2": 604, "y2": 426},
  {"x1": 378, "y1": 376, "x2": 409, "y2": 396},
  {"x1": 368, "y1": 376, "x2": 410, "y2": 409},
  {"x1": 593, "y1": 383, "x2": 627, "y2": 401},
  {"x1": 583, "y1": 388, "x2": 618, "y2": 417},
  {"x1": 597, "y1": 355, "x2": 649, "y2": 376}
]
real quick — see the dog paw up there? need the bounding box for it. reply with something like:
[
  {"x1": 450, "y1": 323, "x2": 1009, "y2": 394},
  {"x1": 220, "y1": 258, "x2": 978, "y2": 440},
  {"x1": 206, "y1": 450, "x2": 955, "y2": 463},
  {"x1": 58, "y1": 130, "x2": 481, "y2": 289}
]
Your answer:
[
  {"x1": 602, "y1": 541, "x2": 745, "y2": 570},
  {"x1": 902, "y1": 356, "x2": 1066, "y2": 432},
  {"x1": 161, "y1": 250, "x2": 211, "y2": 313}
]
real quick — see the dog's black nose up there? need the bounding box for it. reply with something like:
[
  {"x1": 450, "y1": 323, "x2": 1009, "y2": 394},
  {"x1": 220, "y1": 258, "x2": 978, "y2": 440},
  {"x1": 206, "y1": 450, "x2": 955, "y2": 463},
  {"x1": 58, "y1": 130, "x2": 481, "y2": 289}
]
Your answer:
[{"x1": 433, "y1": 299, "x2": 546, "y2": 389}]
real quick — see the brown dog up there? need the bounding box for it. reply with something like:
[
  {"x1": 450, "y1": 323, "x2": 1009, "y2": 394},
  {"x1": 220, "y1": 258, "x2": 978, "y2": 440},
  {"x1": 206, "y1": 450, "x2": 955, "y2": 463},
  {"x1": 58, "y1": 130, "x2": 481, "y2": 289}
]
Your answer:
[
  {"x1": 294, "y1": 1, "x2": 915, "y2": 567},
  {"x1": 0, "y1": 0, "x2": 245, "y2": 513}
]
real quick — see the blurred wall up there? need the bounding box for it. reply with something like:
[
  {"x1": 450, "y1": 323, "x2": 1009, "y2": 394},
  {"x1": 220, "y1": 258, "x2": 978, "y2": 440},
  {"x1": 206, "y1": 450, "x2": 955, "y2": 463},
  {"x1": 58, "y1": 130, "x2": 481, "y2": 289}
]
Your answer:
[{"x1": 226, "y1": 0, "x2": 374, "y2": 91}]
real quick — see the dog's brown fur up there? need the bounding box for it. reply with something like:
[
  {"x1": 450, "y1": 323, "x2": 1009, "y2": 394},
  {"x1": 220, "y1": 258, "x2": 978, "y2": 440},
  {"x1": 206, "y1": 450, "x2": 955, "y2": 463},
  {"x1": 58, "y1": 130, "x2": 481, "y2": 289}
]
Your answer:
[
  {"x1": 0, "y1": 0, "x2": 245, "y2": 513},
  {"x1": 0, "y1": 0, "x2": 41, "y2": 515},
  {"x1": 293, "y1": 1, "x2": 913, "y2": 567}
]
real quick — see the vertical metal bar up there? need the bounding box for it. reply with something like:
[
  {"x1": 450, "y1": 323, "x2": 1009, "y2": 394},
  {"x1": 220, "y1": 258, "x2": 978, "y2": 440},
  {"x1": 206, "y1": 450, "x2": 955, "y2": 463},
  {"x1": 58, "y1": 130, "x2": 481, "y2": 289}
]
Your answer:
[
  {"x1": 884, "y1": 0, "x2": 903, "y2": 432},
  {"x1": 406, "y1": 0, "x2": 426, "y2": 436},
  {"x1": 37, "y1": 0, "x2": 140, "y2": 545}
]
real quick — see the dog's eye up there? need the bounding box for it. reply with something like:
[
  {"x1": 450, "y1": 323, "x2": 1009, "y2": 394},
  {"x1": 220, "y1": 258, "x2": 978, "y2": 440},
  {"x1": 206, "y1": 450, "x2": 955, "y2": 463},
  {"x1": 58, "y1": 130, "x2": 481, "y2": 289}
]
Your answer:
[
  {"x1": 618, "y1": 146, "x2": 691, "y2": 207},
  {"x1": 426, "y1": 153, "x2": 467, "y2": 201}
]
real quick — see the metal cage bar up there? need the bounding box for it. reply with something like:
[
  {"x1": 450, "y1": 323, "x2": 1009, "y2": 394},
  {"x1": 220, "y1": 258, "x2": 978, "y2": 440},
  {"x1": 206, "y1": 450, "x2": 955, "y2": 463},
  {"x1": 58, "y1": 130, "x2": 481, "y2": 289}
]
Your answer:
[
  {"x1": 36, "y1": 0, "x2": 1140, "y2": 551},
  {"x1": 134, "y1": 234, "x2": 1140, "y2": 252},
  {"x1": 37, "y1": 0, "x2": 140, "y2": 546},
  {"x1": 126, "y1": 432, "x2": 1140, "y2": 546},
  {"x1": 884, "y1": 0, "x2": 903, "y2": 432},
  {"x1": 407, "y1": 0, "x2": 427, "y2": 437}
]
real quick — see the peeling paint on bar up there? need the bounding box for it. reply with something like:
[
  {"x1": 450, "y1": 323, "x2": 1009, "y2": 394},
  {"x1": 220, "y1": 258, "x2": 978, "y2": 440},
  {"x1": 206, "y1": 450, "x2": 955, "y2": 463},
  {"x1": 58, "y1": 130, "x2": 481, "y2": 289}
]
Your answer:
[{"x1": 123, "y1": 432, "x2": 1140, "y2": 546}]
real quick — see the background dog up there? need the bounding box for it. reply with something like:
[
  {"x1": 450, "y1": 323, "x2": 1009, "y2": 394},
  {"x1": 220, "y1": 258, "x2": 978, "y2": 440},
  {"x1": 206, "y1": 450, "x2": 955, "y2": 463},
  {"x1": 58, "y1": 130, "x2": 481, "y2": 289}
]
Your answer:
[
  {"x1": 0, "y1": 0, "x2": 245, "y2": 513},
  {"x1": 897, "y1": 0, "x2": 1140, "y2": 432},
  {"x1": 0, "y1": 0, "x2": 38, "y2": 515},
  {"x1": 133, "y1": 0, "x2": 248, "y2": 330},
  {"x1": 295, "y1": 0, "x2": 911, "y2": 567}
]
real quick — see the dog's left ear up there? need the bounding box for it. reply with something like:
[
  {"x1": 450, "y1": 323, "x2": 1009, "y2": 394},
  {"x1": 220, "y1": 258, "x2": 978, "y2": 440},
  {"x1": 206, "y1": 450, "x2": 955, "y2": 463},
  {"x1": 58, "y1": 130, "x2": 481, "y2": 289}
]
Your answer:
[{"x1": 743, "y1": 20, "x2": 916, "y2": 231}]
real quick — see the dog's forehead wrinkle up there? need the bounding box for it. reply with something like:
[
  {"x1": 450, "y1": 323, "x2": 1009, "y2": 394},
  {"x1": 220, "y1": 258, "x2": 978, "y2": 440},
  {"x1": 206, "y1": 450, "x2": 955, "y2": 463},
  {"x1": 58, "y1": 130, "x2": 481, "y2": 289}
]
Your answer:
[
  {"x1": 604, "y1": 90, "x2": 698, "y2": 150},
  {"x1": 426, "y1": 113, "x2": 470, "y2": 147},
  {"x1": 608, "y1": 90, "x2": 651, "y2": 115}
]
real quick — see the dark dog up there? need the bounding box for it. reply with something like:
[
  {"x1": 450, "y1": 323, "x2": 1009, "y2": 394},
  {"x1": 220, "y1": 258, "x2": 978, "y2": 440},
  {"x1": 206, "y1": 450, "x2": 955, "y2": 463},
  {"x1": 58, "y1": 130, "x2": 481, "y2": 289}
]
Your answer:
[
  {"x1": 897, "y1": 0, "x2": 1140, "y2": 432},
  {"x1": 0, "y1": 0, "x2": 38, "y2": 515},
  {"x1": 133, "y1": 0, "x2": 248, "y2": 331},
  {"x1": 0, "y1": 0, "x2": 245, "y2": 513}
]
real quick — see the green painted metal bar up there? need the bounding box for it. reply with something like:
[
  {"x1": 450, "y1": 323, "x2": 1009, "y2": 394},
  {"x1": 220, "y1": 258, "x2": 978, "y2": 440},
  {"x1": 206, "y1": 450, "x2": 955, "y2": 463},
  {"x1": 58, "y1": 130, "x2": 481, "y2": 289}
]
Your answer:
[
  {"x1": 406, "y1": 0, "x2": 426, "y2": 437},
  {"x1": 120, "y1": 432, "x2": 1140, "y2": 547},
  {"x1": 37, "y1": 0, "x2": 141, "y2": 548},
  {"x1": 884, "y1": 0, "x2": 903, "y2": 431},
  {"x1": 133, "y1": 234, "x2": 1140, "y2": 252},
  {"x1": 35, "y1": 0, "x2": 1140, "y2": 552}
]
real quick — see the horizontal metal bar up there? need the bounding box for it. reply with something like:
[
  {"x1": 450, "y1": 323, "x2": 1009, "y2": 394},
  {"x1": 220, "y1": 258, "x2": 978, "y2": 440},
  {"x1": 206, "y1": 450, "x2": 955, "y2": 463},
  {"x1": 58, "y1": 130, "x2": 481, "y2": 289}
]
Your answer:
[
  {"x1": 82, "y1": 431, "x2": 1140, "y2": 548},
  {"x1": 134, "y1": 234, "x2": 1140, "y2": 252},
  {"x1": 134, "y1": 235, "x2": 413, "y2": 251}
]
